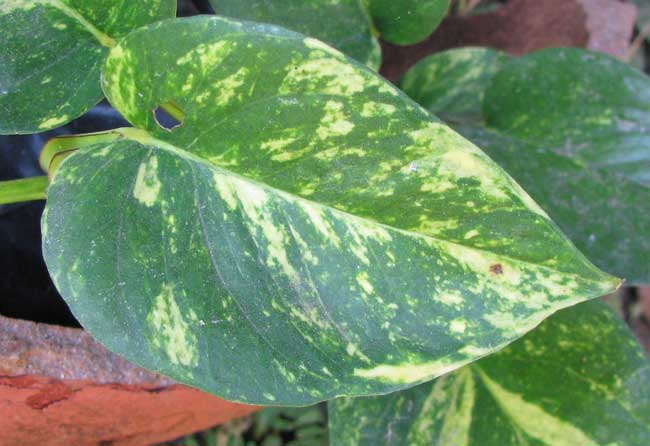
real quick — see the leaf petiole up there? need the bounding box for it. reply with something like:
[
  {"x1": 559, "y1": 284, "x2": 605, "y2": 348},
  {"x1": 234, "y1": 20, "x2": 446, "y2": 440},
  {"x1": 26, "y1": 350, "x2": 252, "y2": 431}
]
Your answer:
[
  {"x1": 39, "y1": 130, "x2": 126, "y2": 176},
  {"x1": 0, "y1": 176, "x2": 49, "y2": 205},
  {"x1": 2, "y1": 127, "x2": 159, "y2": 205}
]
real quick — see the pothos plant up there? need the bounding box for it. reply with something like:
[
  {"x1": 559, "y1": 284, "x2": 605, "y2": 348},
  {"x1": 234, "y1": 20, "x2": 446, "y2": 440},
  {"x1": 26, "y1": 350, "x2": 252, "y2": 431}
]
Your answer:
[{"x1": 1, "y1": 0, "x2": 649, "y2": 445}]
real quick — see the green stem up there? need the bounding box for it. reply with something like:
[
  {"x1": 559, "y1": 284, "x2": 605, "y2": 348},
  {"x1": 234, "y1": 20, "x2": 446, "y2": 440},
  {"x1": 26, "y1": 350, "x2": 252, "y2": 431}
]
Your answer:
[
  {"x1": 2, "y1": 128, "x2": 151, "y2": 205},
  {"x1": 0, "y1": 176, "x2": 49, "y2": 205}
]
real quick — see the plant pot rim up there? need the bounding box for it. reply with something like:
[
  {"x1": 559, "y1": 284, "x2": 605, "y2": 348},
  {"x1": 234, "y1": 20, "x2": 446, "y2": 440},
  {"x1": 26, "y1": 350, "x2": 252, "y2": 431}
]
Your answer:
[
  {"x1": 1, "y1": 313, "x2": 176, "y2": 386},
  {"x1": 0, "y1": 314, "x2": 261, "y2": 446}
]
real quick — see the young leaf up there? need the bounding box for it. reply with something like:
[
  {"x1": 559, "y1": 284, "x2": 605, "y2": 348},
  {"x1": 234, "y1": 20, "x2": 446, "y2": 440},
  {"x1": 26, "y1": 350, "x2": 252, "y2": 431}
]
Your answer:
[
  {"x1": 401, "y1": 48, "x2": 650, "y2": 284},
  {"x1": 43, "y1": 17, "x2": 618, "y2": 405},
  {"x1": 0, "y1": 0, "x2": 176, "y2": 134},
  {"x1": 328, "y1": 300, "x2": 650, "y2": 446},
  {"x1": 363, "y1": 0, "x2": 451, "y2": 45},
  {"x1": 209, "y1": 0, "x2": 381, "y2": 69}
]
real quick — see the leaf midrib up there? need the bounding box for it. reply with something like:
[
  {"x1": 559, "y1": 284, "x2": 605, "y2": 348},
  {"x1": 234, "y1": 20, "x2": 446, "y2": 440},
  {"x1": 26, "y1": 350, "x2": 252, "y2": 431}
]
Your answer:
[
  {"x1": 31, "y1": 0, "x2": 116, "y2": 47},
  {"x1": 111, "y1": 126, "x2": 617, "y2": 287}
]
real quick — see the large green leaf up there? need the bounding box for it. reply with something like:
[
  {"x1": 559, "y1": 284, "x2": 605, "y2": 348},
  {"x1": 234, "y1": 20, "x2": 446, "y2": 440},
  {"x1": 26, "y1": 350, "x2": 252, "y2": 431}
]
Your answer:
[
  {"x1": 363, "y1": 0, "x2": 451, "y2": 45},
  {"x1": 328, "y1": 300, "x2": 650, "y2": 446},
  {"x1": 484, "y1": 49, "x2": 650, "y2": 187},
  {"x1": 209, "y1": 0, "x2": 381, "y2": 69},
  {"x1": 400, "y1": 48, "x2": 650, "y2": 284},
  {"x1": 0, "y1": 0, "x2": 176, "y2": 134},
  {"x1": 43, "y1": 17, "x2": 617, "y2": 405}
]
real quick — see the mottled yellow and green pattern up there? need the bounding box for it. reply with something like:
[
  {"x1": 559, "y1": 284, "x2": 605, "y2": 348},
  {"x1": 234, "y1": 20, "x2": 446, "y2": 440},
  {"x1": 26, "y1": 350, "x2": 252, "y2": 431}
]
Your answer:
[
  {"x1": 0, "y1": 0, "x2": 176, "y2": 134},
  {"x1": 43, "y1": 17, "x2": 618, "y2": 405},
  {"x1": 399, "y1": 47, "x2": 510, "y2": 124},
  {"x1": 401, "y1": 47, "x2": 650, "y2": 284},
  {"x1": 210, "y1": 0, "x2": 381, "y2": 69},
  {"x1": 329, "y1": 301, "x2": 650, "y2": 446}
]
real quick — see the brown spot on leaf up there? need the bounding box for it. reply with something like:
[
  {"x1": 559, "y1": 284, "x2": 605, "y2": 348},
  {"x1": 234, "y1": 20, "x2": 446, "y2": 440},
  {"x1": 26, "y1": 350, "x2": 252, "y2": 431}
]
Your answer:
[{"x1": 490, "y1": 264, "x2": 504, "y2": 275}]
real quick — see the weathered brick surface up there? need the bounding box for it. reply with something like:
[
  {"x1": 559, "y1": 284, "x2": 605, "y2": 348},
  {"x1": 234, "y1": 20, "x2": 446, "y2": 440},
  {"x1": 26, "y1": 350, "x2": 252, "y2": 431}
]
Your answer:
[{"x1": 0, "y1": 316, "x2": 260, "y2": 446}]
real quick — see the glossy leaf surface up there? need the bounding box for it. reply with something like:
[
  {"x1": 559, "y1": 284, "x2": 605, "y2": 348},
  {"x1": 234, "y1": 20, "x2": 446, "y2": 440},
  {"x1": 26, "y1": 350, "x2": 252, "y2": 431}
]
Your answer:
[
  {"x1": 484, "y1": 49, "x2": 650, "y2": 187},
  {"x1": 0, "y1": 0, "x2": 176, "y2": 134},
  {"x1": 399, "y1": 47, "x2": 509, "y2": 123},
  {"x1": 462, "y1": 126, "x2": 650, "y2": 285},
  {"x1": 364, "y1": 0, "x2": 450, "y2": 45},
  {"x1": 44, "y1": 17, "x2": 617, "y2": 405},
  {"x1": 401, "y1": 48, "x2": 650, "y2": 283},
  {"x1": 329, "y1": 300, "x2": 650, "y2": 445},
  {"x1": 209, "y1": 0, "x2": 381, "y2": 69}
]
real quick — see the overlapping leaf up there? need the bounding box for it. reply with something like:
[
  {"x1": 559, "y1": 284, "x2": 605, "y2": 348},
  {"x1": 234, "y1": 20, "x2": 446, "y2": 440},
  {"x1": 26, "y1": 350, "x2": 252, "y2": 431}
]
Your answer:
[
  {"x1": 363, "y1": 0, "x2": 451, "y2": 45},
  {"x1": 484, "y1": 50, "x2": 650, "y2": 187},
  {"x1": 209, "y1": 0, "x2": 381, "y2": 69},
  {"x1": 401, "y1": 47, "x2": 650, "y2": 283},
  {"x1": 0, "y1": 0, "x2": 176, "y2": 134},
  {"x1": 329, "y1": 300, "x2": 650, "y2": 446},
  {"x1": 399, "y1": 47, "x2": 509, "y2": 124},
  {"x1": 43, "y1": 17, "x2": 618, "y2": 405}
]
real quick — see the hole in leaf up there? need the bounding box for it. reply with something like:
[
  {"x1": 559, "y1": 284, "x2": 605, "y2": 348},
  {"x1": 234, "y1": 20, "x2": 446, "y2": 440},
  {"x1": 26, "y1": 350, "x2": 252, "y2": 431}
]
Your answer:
[{"x1": 153, "y1": 101, "x2": 184, "y2": 131}]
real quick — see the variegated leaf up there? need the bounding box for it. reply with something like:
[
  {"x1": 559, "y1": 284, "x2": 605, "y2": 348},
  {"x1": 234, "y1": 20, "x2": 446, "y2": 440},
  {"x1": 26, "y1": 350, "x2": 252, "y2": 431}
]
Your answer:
[
  {"x1": 399, "y1": 47, "x2": 510, "y2": 124},
  {"x1": 0, "y1": 0, "x2": 176, "y2": 134},
  {"x1": 363, "y1": 0, "x2": 451, "y2": 45},
  {"x1": 209, "y1": 0, "x2": 381, "y2": 69},
  {"x1": 401, "y1": 48, "x2": 650, "y2": 283},
  {"x1": 328, "y1": 300, "x2": 650, "y2": 446},
  {"x1": 43, "y1": 17, "x2": 618, "y2": 405}
]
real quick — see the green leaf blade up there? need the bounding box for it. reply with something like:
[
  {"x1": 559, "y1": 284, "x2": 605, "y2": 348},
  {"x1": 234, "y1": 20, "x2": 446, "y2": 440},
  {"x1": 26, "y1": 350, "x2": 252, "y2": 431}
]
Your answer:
[
  {"x1": 364, "y1": 0, "x2": 451, "y2": 45},
  {"x1": 399, "y1": 47, "x2": 511, "y2": 123},
  {"x1": 44, "y1": 17, "x2": 617, "y2": 405},
  {"x1": 44, "y1": 132, "x2": 617, "y2": 404},
  {"x1": 483, "y1": 48, "x2": 650, "y2": 187},
  {"x1": 102, "y1": 18, "x2": 606, "y2": 280},
  {"x1": 329, "y1": 300, "x2": 650, "y2": 446},
  {"x1": 0, "y1": 0, "x2": 176, "y2": 134},
  {"x1": 63, "y1": 0, "x2": 177, "y2": 38},
  {"x1": 209, "y1": 0, "x2": 381, "y2": 69}
]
